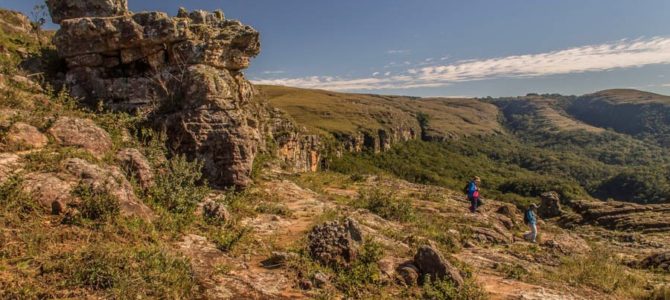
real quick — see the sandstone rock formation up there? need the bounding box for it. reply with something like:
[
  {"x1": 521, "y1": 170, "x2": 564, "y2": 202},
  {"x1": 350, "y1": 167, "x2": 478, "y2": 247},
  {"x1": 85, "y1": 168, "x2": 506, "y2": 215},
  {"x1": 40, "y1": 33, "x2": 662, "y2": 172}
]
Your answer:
[
  {"x1": 116, "y1": 148, "x2": 154, "y2": 190},
  {"x1": 5, "y1": 122, "x2": 48, "y2": 149},
  {"x1": 641, "y1": 252, "x2": 670, "y2": 272},
  {"x1": 0, "y1": 153, "x2": 21, "y2": 183},
  {"x1": 413, "y1": 244, "x2": 464, "y2": 287},
  {"x1": 63, "y1": 158, "x2": 153, "y2": 220},
  {"x1": 538, "y1": 191, "x2": 562, "y2": 218},
  {"x1": 47, "y1": 0, "x2": 128, "y2": 24},
  {"x1": 47, "y1": 0, "x2": 265, "y2": 188},
  {"x1": 21, "y1": 172, "x2": 74, "y2": 214},
  {"x1": 308, "y1": 219, "x2": 362, "y2": 268},
  {"x1": 566, "y1": 199, "x2": 670, "y2": 232},
  {"x1": 48, "y1": 117, "x2": 112, "y2": 158}
]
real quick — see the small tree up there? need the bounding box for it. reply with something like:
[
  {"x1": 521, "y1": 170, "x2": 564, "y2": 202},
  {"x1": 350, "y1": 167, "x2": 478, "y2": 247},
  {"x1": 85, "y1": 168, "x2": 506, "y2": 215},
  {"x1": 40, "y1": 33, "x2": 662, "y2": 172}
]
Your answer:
[{"x1": 30, "y1": 4, "x2": 48, "y2": 47}]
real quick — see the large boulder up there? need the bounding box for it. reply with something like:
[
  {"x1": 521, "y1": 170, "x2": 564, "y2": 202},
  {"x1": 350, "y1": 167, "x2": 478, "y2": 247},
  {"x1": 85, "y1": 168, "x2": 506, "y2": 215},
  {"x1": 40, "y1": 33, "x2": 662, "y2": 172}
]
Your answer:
[
  {"x1": 413, "y1": 245, "x2": 464, "y2": 287},
  {"x1": 63, "y1": 158, "x2": 153, "y2": 220},
  {"x1": 538, "y1": 191, "x2": 562, "y2": 218},
  {"x1": 308, "y1": 219, "x2": 362, "y2": 268},
  {"x1": 46, "y1": 0, "x2": 129, "y2": 24},
  {"x1": 116, "y1": 148, "x2": 154, "y2": 190},
  {"x1": 5, "y1": 122, "x2": 48, "y2": 150},
  {"x1": 48, "y1": 117, "x2": 112, "y2": 158},
  {"x1": 21, "y1": 172, "x2": 75, "y2": 214}
]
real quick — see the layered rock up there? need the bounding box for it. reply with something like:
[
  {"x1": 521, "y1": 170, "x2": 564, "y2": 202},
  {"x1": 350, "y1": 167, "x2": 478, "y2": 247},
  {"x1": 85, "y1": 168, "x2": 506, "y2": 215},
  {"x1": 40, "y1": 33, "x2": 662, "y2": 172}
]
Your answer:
[
  {"x1": 47, "y1": 2, "x2": 264, "y2": 188},
  {"x1": 565, "y1": 199, "x2": 670, "y2": 232},
  {"x1": 538, "y1": 191, "x2": 562, "y2": 218}
]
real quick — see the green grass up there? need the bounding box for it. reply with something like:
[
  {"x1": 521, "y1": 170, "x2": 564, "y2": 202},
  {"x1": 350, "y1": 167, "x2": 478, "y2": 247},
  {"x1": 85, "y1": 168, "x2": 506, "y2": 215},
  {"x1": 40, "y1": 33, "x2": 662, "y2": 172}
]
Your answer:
[{"x1": 355, "y1": 187, "x2": 415, "y2": 222}]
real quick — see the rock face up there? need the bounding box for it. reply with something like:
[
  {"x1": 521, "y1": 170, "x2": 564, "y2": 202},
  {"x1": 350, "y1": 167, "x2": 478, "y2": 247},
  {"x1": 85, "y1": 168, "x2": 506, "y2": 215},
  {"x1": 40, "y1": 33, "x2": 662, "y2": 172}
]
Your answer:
[
  {"x1": 48, "y1": 117, "x2": 112, "y2": 158},
  {"x1": 566, "y1": 199, "x2": 670, "y2": 232},
  {"x1": 5, "y1": 122, "x2": 48, "y2": 149},
  {"x1": 64, "y1": 158, "x2": 153, "y2": 220},
  {"x1": 47, "y1": 2, "x2": 264, "y2": 188},
  {"x1": 538, "y1": 191, "x2": 562, "y2": 218},
  {"x1": 47, "y1": 0, "x2": 128, "y2": 24},
  {"x1": 413, "y1": 245, "x2": 464, "y2": 287},
  {"x1": 308, "y1": 219, "x2": 362, "y2": 268}
]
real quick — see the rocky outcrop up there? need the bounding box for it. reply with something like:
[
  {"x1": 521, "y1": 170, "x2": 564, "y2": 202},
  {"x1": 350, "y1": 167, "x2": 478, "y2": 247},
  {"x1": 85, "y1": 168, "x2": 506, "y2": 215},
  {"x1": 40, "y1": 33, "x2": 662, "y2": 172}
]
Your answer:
[
  {"x1": 308, "y1": 218, "x2": 363, "y2": 268},
  {"x1": 47, "y1": 1, "x2": 265, "y2": 188},
  {"x1": 565, "y1": 199, "x2": 670, "y2": 232},
  {"x1": 538, "y1": 191, "x2": 562, "y2": 218},
  {"x1": 413, "y1": 244, "x2": 464, "y2": 286},
  {"x1": 270, "y1": 109, "x2": 322, "y2": 172},
  {"x1": 116, "y1": 148, "x2": 154, "y2": 190},
  {"x1": 48, "y1": 117, "x2": 112, "y2": 158},
  {"x1": 63, "y1": 158, "x2": 153, "y2": 220},
  {"x1": 47, "y1": 0, "x2": 128, "y2": 24},
  {"x1": 21, "y1": 172, "x2": 75, "y2": 214},
  {"x1": 5, "y1": 122, "x2": 48, "y2": 149},
  {"x1": 640, "y1": 252, "x2": 670, "y2": 272},
  {"x1": 335, "y1": 127, "x2": 417, "y2": 154}
]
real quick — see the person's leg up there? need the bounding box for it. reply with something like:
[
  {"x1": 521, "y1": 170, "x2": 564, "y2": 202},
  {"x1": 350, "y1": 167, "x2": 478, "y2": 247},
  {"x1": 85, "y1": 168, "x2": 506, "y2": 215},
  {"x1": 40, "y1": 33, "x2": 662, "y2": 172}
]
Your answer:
[
  {"x1": 473, "y1": 197, "x2": 479, "y2": 212},
  {"x1": 469, "y1": 196, "x2": 475, "y2": 212},
  {"x1": 530, "y1": 223, "x2": 537, "y2": 242}
]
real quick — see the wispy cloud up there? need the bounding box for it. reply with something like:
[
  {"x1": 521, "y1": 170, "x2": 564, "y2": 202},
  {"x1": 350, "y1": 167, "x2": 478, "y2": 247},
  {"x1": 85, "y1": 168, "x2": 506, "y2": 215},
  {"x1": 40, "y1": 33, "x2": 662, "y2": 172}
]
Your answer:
[
  {"x1": 262, "y1": 70, "x2": 286, "y2": 75},
  {"x1": 253, "y1": 36, "x2": 670, "y2": 91},
  {"x1": 386, "y1": 49, "x2": 411, "y2": 55}
]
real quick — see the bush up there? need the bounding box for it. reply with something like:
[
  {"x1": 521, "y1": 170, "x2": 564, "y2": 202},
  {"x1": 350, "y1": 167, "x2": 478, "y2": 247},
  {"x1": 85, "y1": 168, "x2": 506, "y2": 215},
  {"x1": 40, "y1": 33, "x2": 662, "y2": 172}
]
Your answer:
[
  {"x1": 334, "y1": 239, "x2": 385, "y2": 297},
  {"x1": 74, "y1": 184, "x2": 120, "y2": 222},
  {"x1": 149, "y1": 154, "x2": 210, "y2": 214},
  {"x1": 42, "y1": 244, "x2": 195, "y2": 298},
  {"x1": 356, "y1": 188, "x2": 415, "y2": 222},
  {"x1": 422, "y1": 275, "x2": 487, "y2": 300}
]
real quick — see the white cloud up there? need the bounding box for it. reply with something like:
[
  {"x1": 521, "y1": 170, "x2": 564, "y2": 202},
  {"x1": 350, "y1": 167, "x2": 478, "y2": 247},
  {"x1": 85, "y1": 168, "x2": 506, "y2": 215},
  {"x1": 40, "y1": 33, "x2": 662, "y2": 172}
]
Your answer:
[
  {"x1": 386, "y1": 49, "x2": 410, "y2": 55},
  {"x1": 253, "y1": 36, "x2": 670, "y2": 91},
  {"x1": 384, "y1": 71, "x2": 392, "y2": 76},
  {"x1": 262, "y1": 70, "x2": 286, "y2": 75},
  {"x1": 372, "y1": 72, "x2": 380, "y2": 76},
  {"x1": 662, "y1": 83, "x2": 670, "y2": 87}
]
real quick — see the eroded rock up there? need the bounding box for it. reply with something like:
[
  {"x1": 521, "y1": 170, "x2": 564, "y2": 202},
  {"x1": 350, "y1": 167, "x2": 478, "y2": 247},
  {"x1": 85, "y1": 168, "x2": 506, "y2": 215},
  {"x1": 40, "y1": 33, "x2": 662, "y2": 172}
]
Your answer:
[
  {"x1": 46, "y1": 0, "x2": 129, "y2": 24},
  {"x1": 5, "y1": 122, "x2": 47, "y2": 149},
  {"x1": 308, "y1": 220, "x2": 362, "y2": 268},
  {"x1": 413, "y1": 245, "x2": 464, "y2": 287},
  {"x1": 48, "y1": 117, "x2": 112, "y2": 158},
  {"x1": 116, "y1": 148, "x2": 154, "y2": 190},
  {"x1": 641, "y1": 252, "x2": 670, "y2": 272},
  {"x1": 202, "y1": 199, "x2": 231, "y2": 224},
  {"x1": 538, "y1": 191, "x2": 562, "y2": 218},
  {"x1": 21, "y1": 172, "x2": 75, "y2": 214},
  {"x1": 63, "y1": 158, "x2": 153, "y2": 220}
]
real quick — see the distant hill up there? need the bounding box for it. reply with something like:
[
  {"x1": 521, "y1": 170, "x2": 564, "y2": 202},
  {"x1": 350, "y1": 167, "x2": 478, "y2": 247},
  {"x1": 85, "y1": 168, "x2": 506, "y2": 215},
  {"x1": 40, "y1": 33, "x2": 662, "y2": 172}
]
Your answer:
[
  {"x1": 258, "y1": 85, "x2": 503, "y2": 141},
  {"x1": 567, "y1": 89, "x2": 670, "y2": 146}
]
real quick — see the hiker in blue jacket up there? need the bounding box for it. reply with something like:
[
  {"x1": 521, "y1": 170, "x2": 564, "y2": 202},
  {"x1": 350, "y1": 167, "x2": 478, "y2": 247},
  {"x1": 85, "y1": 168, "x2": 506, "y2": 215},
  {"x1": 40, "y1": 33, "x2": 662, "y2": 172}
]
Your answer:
[
  {"x1": 466, "y1": 176, "x2": 481, "y2": 213},
  {"x1": 523, "y1": 204, "x2": 538, "y2": 243}
]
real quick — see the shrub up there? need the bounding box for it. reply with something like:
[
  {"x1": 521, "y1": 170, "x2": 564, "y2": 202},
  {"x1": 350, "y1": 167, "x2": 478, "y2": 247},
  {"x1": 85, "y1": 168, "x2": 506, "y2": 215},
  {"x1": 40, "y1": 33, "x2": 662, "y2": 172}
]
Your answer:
[
  {"x1": 42, "y1": 244, "x2": 195, "y2": 298},
  {"x1": 421, "y1": 275, "x2": 487, "y2": 300},
  {"x1": 356, "y1": 188, "x2": 415, "y2": 222},
  {"x1": 73, "y1": 184, "x2": 120, "y2": 222},
  {"x1": 334, "y1": 239, "x2": 385, "y2": 297},
  {"x1": 149, "y1": 154, "x2": 210, "y2": 214}
]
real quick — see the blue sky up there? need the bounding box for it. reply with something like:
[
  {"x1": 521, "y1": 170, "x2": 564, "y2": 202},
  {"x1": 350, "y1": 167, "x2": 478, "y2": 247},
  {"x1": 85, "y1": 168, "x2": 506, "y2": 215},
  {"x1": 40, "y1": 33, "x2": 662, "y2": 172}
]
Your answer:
[{"x1": 5, "y1": 0, "x2": 670, "y2": 97}]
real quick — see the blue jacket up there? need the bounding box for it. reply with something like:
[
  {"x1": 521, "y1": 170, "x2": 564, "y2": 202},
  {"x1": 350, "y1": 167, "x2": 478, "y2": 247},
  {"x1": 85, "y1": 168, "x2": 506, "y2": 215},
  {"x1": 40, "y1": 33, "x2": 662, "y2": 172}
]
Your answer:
[
  {"x1": 466, "y1": 181, "x2": 478, "y2": 198},
  {"x1": 525, "y1": 209, "x2": 537, "y2": 225}
]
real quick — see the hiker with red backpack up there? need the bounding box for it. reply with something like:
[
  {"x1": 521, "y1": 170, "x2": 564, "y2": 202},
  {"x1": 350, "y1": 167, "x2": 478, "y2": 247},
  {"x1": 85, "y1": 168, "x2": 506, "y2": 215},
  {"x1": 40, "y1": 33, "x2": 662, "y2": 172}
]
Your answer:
[{"x1": 464, "y1": 176, "x2": 481, "y2": 213}]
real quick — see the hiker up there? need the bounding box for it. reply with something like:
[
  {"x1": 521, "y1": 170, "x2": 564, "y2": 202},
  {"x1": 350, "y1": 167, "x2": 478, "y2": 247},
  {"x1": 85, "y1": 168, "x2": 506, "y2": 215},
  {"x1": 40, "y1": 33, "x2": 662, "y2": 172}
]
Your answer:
[
  {"x1": 523, "y1": 204, "x2": 538, "y2": 243},
  {"x1": 465, "y1": 176, "x2": 481, "y2": 213}
]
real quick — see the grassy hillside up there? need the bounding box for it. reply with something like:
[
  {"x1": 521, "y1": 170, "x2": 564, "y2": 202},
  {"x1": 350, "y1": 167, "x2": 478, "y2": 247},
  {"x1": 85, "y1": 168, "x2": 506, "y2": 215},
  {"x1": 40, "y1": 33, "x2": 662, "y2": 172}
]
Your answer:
[
  {"x1": 568, "y1": 89, "x2": 670, "y2": 146},
  {"x1": 258, "y1": 85, "x2": 503, "y2": 139},
  {"x1": 263, "y1": 85, "x2": 670, "y2": 204}
]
